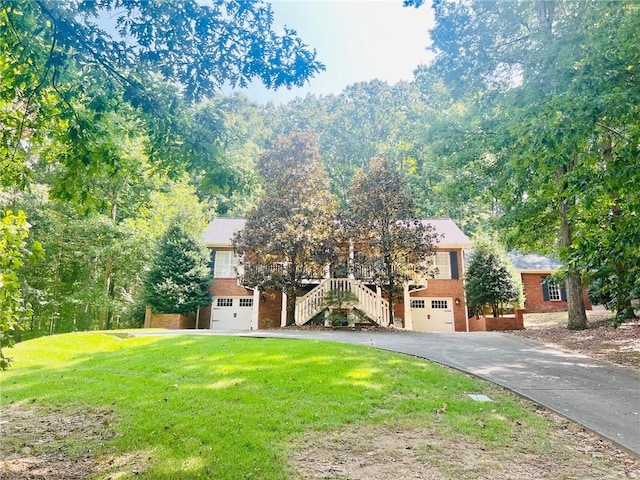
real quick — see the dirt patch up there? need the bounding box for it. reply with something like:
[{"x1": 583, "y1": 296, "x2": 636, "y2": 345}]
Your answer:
[
  {"x1": 0, "y1": 403, "x2": 147, "y2": 479},
  {"x1": 289, "y1": 412, "x2": 640, "y2": 480},
  {"x1": 512, "y1": 311, "x2": 640, "y2": 370}
]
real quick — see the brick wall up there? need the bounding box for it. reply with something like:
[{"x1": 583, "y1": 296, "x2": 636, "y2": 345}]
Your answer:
[
  {"x1": 211, "y1": 278, "x2": 253, "y2": 297},
  {"x1": 258, "y1": 290, "x2": 283, "y2": 329},
  {"x1": 148, "y1": 313, "x2": 195, "y2": 329},
  {"x1": 522, "y1": 273, "x2": 592, "y2": 313},
  {"x1": 197, "y1": 305, "x2": 212, "y2": 329}
]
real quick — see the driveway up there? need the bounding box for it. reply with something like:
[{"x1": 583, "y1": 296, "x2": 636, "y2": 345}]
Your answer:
[{"x1": 131, "y1": 329, "x2": 640, "y2": 456}]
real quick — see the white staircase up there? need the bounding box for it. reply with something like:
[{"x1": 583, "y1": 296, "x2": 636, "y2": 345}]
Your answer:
[{"x1": 294, "y1": 278, "x2": 390, "y2": 327}]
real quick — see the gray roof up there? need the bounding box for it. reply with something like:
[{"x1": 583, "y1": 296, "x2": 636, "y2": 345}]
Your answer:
[
  {"x1": 508, "y1": 252, "x2": 561, "y2": 272},
  {"x1": 203, "y1": 218, "x2": 246, "y2": 247},
  {"x1": 420, "y1": 219, "x2": 471, "y2": 247},
  {"x1": 204, "y1": 217, "x2": 471, "y2": 248}
]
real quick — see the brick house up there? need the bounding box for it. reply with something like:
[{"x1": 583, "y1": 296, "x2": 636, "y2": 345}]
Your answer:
[
  {"x1": 509, "y1": 252, "x2": 592, "y2": 313},
  {"x1": 198, "y1": 218, "x2": 474, "y2": 332}
]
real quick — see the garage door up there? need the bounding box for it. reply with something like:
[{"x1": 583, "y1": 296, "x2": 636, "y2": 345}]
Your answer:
[
  {"x1": 410, "y1": 297, "x2": 454, "y2": 332},
  {"x1": 211, "y1": 296, "x2": 254, "y2": 330}
]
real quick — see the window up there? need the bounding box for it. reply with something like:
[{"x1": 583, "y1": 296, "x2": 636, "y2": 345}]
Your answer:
[
  {"x1": 547, "y1": 282, "x2": 561, "y2": 301},
  {"x1": 239, "y1": 298, "x2": 253, "y2": 307},
  {"x1": 433, "y1": 252, "x2": 452, "y2": 279},
  {"x1": 214, "y1": 251, "x2": 239, "y2": 278},
  {"x1": 410, "y1": 299, "x2": 425, "y2": 309},
  {"x1": 216, "y1": 298, "x2": 233, "y2": 307},
  {"x1": 431, "y1": 300, "x2": 448, "y2": 309},
  {"x1": 542, "y1": 277, "x2": 565, "y2": 302}
]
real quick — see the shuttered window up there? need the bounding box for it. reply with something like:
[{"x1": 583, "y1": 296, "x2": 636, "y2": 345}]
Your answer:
[
  {"x1": 433, "y1": 252, "x2": 452, "y2": 279},
  {"x1": 542, "y1": 277, "x2": 567, "y2": 302},
  {"x1": 214, "y1": 251, "x2": 239, "y2": 278}
]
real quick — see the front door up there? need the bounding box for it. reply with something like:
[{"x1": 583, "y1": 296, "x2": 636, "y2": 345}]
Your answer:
[
  {"x1": 211, "y1": 296, "x2": 254, "y2": 330},
  {"x1": 410, "y1": 297, "x2": 454, "y2": 332}
]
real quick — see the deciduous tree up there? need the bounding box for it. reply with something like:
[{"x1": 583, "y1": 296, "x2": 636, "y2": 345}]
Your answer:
[
  {"x1": 233, "y1": 131, "x2": 338, "y2": 326},
  {"x1": 347, "y1": 157, "x2": 438, "y2": 324},
  {"x1": 0, "y1": 210, "x2": 42, "y2": 369}
]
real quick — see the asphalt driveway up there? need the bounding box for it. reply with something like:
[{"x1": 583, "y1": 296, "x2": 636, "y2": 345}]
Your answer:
[{"x1": 131, "y1": 328, "x2": 640, "y2": 456}]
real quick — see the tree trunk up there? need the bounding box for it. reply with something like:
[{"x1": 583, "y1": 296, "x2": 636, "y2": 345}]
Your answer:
[
  {"x1": 286, "y1": 287, "x2": 296, "y2": 326},
  {"x1": 387, "y1": 283, "x2": 395, "y2": 326},
  {"x1": 557, "y1": 166, "x2": 588, "y2": 330}
]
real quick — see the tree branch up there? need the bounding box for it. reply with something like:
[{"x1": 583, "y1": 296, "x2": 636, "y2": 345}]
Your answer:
[{"x1": 596, "y1": 122, "x2": 630, "y2": 142}]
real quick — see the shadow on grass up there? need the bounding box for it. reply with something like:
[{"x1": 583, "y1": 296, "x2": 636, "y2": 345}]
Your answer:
[{"x1": 1, "y1": 333, "x2": 542, "y2": 479}]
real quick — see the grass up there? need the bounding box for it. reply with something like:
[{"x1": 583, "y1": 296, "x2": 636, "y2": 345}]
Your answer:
[{"x1": 0, "y1": 332, "x2": 555, "y2": 479}]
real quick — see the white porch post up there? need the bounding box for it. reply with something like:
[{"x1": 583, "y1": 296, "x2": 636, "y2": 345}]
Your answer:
[
  {"x1": 209, "y1": 299, "x2": 215, "y2": 330},
  {"x1": 252, "y1": 288, "x2": 260, "y2": 330},
  {"x1": 403, "y1": 284, "x2": 412, "y2": 330},
  {"x1": 348, "y1": 239, "x2": 355, "y2": 279},
  {"x1": 281, "y1": 291, "x2": 288, "y2": 327}
]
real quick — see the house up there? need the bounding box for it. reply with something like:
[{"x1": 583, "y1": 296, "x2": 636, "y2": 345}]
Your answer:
[
  {"x1": 509, "y1": 252, "x2": 592, "y2": 313},
  {"x1": 198, "y1": 218, "x2": 474, "y2": 332}
]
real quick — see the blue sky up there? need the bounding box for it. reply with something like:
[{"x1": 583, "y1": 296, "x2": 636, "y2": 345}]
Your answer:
[{"x1": 233, "y1": 0, "x2": 435, "y2": 104}]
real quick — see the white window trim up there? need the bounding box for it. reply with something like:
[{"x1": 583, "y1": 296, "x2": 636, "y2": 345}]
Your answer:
[
  {"x1": 214, "y1": 251, "x2": 240, "y2": 278},
  {"x1": 432, "y1": 252, "x2": 452, "y2": 279},
  {"x1": 547, "y1": 282, "x2": 561, "y2": 301},
  {"x1": 410, "y1": 299, "x2": 426, "y2": 309},
  {"x1": 216, "y1": 298, "x2": 233, "y2": 307}
]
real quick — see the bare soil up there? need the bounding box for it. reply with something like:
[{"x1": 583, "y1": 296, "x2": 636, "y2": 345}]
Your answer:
[
  {"x1": 2, "y1": 313, "x2": 639, "y2": 479},
  {"x1": 513, "y1": 310, "x2": 640, "y2": 370}
]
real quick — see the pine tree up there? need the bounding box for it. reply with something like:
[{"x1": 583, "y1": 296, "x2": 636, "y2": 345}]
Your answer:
[
  {"x1": 143, "y1": 221, "x2": 212, "y2": 314},
  {"x1": 465, "y1": 236, "x2": 523, "y2": 318}
]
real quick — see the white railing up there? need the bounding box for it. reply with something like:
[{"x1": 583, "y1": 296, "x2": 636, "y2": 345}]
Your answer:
[{"x1": 294, "y1": 278, "x2": 390, "y2": 327}]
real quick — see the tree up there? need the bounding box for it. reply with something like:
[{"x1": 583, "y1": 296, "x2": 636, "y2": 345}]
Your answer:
[
  {"x1": 1, "y1": 1, "x2": 323, "y2": 193},
  {"x1": 143, "y1": 220, "x2": 212, "y2": 315},
  {"x1": 465, "y1": 235, "x2": 523, "y2": 318},
  {"x1": 0, "y1": 210, "x2": 42, "y2": 369},
  {"x1": 408, "y1": 0, "x2": 640, "y2": 328},
  {"x1": 233, "y1": 131, "x2": 338, "y2": 326},
  {"x1": 347, "y1": 157, "x2": 439, "y2": 324},
  {"x1": 0, "y1": 0, "x2": 323, "y2": 358}
]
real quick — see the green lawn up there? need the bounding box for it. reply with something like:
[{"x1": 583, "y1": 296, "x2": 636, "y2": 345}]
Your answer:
[{"x1": 1, "y1": 332, "x2": 554, "y2": 479}]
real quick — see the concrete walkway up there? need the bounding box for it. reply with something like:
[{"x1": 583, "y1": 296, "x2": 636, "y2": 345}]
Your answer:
[{"x1": 131, "y1": 329, "x2": 640, "y2": 456}]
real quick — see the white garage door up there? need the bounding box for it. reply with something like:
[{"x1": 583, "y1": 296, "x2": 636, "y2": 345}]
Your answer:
[
  {"x1": 410, "y1": 297, "x2": 454, "y2": 332},
  {"x1": 211, "y1": 296, "x2": 254, "y2": 330}
]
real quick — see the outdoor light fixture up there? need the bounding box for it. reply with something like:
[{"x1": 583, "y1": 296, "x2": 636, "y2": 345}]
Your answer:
[{"x1": 455, "y1": 298, "x2": 461, "y2": 305}]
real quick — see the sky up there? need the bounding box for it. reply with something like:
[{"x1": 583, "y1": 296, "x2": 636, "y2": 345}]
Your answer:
[{"x1": 231, "y1": 0, "x2": 436, "y2": 104}]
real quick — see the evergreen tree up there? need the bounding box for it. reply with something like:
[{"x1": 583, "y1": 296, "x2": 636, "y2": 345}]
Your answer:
[
  {"x1": 465, "y1": 236, "x2": 523, "y2": 318},
  {"x1": 143, "y1": 221, "x2": 212, "y2": 315}
]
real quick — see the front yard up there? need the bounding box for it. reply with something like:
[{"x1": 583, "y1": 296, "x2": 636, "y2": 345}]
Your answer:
[{"x1": 1, "y1": 323, "x2": 638, "y2": 479}]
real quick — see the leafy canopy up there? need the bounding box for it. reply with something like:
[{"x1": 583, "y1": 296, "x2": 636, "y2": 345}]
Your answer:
[{"x1": 347, "y1": 157, "x2": 439, "y2": 322}]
